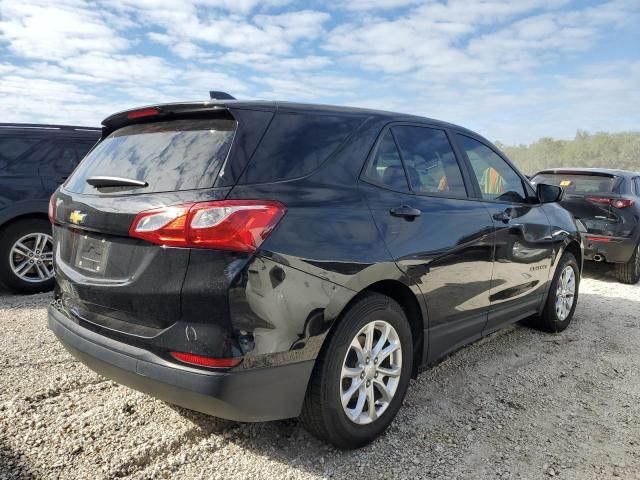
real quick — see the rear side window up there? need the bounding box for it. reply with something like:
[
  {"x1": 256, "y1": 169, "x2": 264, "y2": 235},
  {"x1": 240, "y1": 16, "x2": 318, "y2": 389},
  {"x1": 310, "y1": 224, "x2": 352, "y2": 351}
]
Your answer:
[
  {"x1": 635, "y1": 178, "x2": 640, "y2": 195},
  {"x1": 531, "y1": 173, "x2": 617, "y2": 194},
  {"x1": 392, "y1": 126, "x2": 466, "y2": 196},
  {"x1": 362, "y1": 130, "x2": 409, "y2": 192},
  {"x1": 65, "y1": 119, "x2": 235, "y2": 195},
  {"x1": 242, "y1": 113, "x2": 362, "y2": 183},
  {"x1": 39, "y1": 143, "x2": 78, "y2": 177},
  {"x1": 0, "y1": 136, "x2": 43, "y2": 171},
  {"x1": 457, "y1": 135, "x2": 527, "y2": 203}
]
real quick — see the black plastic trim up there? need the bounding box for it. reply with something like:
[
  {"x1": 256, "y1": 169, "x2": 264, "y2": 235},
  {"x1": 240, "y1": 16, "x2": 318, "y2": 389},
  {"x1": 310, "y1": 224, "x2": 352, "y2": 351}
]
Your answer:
[{"x1": 48, "y1": 306, "x2": 315, "y2": 422}]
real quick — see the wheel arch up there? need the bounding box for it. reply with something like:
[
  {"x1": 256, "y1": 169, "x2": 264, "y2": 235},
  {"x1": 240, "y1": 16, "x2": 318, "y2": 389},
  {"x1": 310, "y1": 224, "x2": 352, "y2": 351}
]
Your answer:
[
  {"x1": 0, "y1": 212, "x2": 50, "y2": 232},
  {"x1": 563, "y1": 239, "x2": 583, "y2": 273},
  {"x1": 324, "y1": 279, "x2": 426, "y2": 377},
  {"x1": 0, "y1": 200, "x2": 50, "y2": 232}
]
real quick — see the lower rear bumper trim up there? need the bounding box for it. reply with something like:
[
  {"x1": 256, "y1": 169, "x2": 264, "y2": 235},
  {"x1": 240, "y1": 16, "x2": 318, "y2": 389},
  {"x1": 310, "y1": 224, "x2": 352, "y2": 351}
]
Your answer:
[{"x1": 48, "y1": 306, "x2": 314, "y2": 422}]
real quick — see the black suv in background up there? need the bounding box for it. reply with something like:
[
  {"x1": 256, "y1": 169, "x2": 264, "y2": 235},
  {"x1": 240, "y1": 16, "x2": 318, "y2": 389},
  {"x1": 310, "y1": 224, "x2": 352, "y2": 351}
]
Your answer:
[
  {"x1": 48, "y1": 100, "x2": 582, "y2": 448},
  {"x1": 0, "y1": 123, "x2": 100, "y2": 293},
  {"x1": 531, "y1": 169, "x2": 640, "y2": 283}
]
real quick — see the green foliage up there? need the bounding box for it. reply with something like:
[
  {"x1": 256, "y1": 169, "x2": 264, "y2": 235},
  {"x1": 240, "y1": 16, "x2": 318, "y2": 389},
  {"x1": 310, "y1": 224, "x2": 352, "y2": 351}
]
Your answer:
[{"x1": 495, "y1": 131, "x2": 640, "y2": 175}]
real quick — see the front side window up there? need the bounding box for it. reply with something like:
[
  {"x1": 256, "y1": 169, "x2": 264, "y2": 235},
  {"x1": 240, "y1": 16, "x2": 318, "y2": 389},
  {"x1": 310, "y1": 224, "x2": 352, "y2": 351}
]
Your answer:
[
  {"x1": 392, "y1": 126, "x2": 466, "y2": 196},
  {"x1": 362, "y1": 130, "x2": 410, "y2": 192},
  {"x1": 457, "y1": 135, "x2": 527, "y2": 203}
]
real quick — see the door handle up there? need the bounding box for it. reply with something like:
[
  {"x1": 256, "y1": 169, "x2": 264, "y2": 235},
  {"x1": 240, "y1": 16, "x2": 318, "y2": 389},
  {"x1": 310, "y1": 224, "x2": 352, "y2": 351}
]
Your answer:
[
  {"x1": 492, "y1": 210, "x2": 511, "y2": 223},
  {"x1": 390, "y1": 205, "x2": 422, "y2": 219}
]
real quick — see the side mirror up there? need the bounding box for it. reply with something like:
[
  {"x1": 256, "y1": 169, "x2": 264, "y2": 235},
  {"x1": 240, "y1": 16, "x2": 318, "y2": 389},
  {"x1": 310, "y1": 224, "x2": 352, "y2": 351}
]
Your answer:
[{"x1": 537, "y1": 183, "x2": 563, "y2": 203}]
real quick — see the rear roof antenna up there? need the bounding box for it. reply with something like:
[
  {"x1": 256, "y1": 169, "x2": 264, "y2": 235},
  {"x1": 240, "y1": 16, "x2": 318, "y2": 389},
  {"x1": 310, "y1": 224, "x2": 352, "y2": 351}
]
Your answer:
[{"x1": 209, "y1": 91, "x2": 236, "y2": 100}]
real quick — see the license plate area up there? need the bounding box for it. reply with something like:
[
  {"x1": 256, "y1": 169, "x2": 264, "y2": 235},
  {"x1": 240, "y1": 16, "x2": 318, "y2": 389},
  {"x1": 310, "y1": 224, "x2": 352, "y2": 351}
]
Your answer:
[{"x1": 73, "y1": 233, "x2": 111, "y2": 275}]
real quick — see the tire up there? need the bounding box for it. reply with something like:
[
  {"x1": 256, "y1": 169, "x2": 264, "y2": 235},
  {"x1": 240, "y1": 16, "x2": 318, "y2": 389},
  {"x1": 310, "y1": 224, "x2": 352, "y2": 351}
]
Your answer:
[
  {"x1": 0, "y1": 218, "x2": 54, "y2": 294},
  {"x1": 299, "y1": 292, "x2": 413, "y2": 449},
  {"x1": 530, "y1": 252, "x2": 580, "y2": 333},
  {"x1": 615, "y1": 241, "x2": 640, "y2": 284}
]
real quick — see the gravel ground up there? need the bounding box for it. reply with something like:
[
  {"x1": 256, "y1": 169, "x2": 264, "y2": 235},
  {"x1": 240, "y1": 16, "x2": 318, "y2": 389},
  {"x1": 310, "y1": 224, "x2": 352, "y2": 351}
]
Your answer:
[{"x1": 1, "y1": 263, "x2": 639, "y2": 480}]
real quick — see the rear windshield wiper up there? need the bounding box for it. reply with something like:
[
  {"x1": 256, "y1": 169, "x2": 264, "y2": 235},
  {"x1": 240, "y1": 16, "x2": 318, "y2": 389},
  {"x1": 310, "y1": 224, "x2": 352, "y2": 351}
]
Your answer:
[{"x1": 86, "y1": 176, "x2": 148, "y2": 188}]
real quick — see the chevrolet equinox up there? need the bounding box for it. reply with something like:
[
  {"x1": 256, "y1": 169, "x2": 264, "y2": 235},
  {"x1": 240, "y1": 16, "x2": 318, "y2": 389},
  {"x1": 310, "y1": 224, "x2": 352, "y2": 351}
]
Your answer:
[{"x1": 48, "y1": 98, "x2": 582, "y2": 449}]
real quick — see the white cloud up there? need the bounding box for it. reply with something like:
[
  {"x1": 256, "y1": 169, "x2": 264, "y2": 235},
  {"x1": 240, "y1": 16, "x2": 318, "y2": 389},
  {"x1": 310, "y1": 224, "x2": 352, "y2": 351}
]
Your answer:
[
  {"x1": 0, "y1": 0, "x2": 638, "y2": 144},
  {"x1": 0, "y1": 0, "x2": 128, "y2": 60}
]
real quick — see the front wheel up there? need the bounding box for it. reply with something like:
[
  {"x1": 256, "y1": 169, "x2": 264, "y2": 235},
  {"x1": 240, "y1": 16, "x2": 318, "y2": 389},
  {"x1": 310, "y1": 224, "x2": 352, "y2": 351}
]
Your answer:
[
  {"x1": 299, "y1": 292, "x2": 413, "y2": 449},
  {"x1": 615, "y1": 241, "x2": 640, "y2": 284},
  {"x1": 530, "y1": 252, "x2": 580, "y2": 333}
]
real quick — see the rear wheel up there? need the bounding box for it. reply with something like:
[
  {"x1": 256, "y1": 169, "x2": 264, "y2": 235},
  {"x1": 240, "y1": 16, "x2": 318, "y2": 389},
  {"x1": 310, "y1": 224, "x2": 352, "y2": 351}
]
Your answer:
[
  {"x1": 0, "y1": 219, "x2": 54, "y2": 294},
  {"x1": 299, "y1": 292, "x2": 413, "y2": 449},
  {"x1": 615, "y1": 241, "x2": 640, "y2": 284},
  {"x1": 530, "y1": 252, "x2": 579, "y2": 333}
]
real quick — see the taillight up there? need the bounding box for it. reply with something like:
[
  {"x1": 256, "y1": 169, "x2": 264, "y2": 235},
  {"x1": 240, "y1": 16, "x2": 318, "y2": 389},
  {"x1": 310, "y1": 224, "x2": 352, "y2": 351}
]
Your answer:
[
  {"x1": 48, "y1": 195, "x2": 56, "y2": 224},
  {"x1": 170, "y1": 351, "x2": 242, "y2": 369},
  {"x1": 610, "y1": 198, "x2": 634, "y2": 209},
  {"x1": 586, "y1": 196, "x2": 634, "y2": 208},
  {"x1": 129, "y1": 200, "x2": 286, "y2": 252},
  {"x1": 129, "y1": 205, "x2": 191, "y2": 247},
  {"x1": 127, "y1": 107, "x2": 160, "y2": 119},
  {"x1": 586, "y1": 236, "x2": 611, "y2": 243}
]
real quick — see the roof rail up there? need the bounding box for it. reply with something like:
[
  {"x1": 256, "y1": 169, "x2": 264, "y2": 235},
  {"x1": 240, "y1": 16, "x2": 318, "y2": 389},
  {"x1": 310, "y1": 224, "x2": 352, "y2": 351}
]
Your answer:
[
  {"x1": 0, "y1": 123, "x2": 101, "y2": 132},
  {"x1": 209, "y1": 91, "x2": 236, "y2": 100}
]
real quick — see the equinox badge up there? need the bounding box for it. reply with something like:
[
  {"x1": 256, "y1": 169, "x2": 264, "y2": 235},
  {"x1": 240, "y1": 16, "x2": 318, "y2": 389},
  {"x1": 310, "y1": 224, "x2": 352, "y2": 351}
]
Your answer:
[{"x1": 69, "y1": 210, "x2": 87, "y2": 225}]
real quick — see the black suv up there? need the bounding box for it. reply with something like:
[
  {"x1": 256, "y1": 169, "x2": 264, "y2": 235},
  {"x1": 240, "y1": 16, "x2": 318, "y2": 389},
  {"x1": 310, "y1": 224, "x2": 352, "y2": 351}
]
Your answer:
[
  {"x1": 531, "y1": 169, "x2": 640, "y2": 284},
  {"x1": 0, "y1": 123, "x2": 100, "y2": 293},
  {"x1": 48, "y1": 100, "x2": 582, "y2": 448}
]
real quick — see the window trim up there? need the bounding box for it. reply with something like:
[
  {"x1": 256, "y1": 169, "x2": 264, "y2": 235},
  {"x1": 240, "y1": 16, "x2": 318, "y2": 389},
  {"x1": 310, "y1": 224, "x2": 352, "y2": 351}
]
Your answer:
[
  {"x1": 360, "y1": 122, "x2": 473, "y2": 201},
  {"x1": 452, "y1": 132, "x2": 537, "y2": 206}
]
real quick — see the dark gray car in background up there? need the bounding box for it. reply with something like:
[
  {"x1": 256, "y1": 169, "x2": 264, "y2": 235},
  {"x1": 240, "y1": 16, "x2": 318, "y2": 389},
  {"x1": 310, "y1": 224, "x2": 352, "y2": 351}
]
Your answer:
[
  {"x1": 531, "y1": 168, "x2": 640, "y2": 283},
  {"x1": 0, "y1": 123, "x2": 100, "y2": 293}
]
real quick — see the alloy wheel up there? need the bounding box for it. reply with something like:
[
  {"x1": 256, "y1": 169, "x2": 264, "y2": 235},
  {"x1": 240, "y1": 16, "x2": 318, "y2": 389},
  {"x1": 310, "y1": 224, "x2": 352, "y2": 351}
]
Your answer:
[
  {"x1": 555, "y1": 265, "x2": 576, "y2": 321},
  {"x1": 340, "y1": 320, "x2": 402, "y2": 425},
  {"x1": 9, "y1": 233, "x2": 54, "y2": 283}
]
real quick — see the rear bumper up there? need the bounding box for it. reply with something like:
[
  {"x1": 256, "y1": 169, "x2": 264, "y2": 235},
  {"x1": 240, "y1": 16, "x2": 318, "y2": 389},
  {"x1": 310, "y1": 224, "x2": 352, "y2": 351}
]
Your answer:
[
  {"x1": 583, "y1": 235, "x2": 637, "y2": 263},
  {"x1": 48, "y1": 306, "x2": 314, "y2": 422}
]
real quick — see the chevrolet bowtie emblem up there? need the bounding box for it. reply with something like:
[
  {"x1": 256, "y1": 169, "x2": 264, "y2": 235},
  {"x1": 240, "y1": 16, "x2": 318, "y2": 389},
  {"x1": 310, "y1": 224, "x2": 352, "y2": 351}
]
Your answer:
[{"x1": 69, "y1": 210, "x2": 87, "y2": 225}]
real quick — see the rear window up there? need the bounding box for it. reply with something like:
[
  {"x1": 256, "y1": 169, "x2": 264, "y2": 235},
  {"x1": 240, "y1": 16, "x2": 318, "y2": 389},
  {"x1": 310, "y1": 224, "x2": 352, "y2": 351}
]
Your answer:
[
  {"x1": 241, "y1": 112, "x2": 362, "y2": 183},
  {"x1": 531, "y1": 173, "x2": 617, "y2": 194},
  {"x1": 65, "y1": 119, "x2": 235, "y2": 195}
]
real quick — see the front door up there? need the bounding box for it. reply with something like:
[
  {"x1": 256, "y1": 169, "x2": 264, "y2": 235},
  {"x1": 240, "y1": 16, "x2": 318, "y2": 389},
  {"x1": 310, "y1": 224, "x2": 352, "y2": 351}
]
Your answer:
[
  {"x1": 359, "y1": 125, "x2": 495, "y2": 362},
  {"x1": 454, "y1": 134, "x2": 554, "y2": 334}
]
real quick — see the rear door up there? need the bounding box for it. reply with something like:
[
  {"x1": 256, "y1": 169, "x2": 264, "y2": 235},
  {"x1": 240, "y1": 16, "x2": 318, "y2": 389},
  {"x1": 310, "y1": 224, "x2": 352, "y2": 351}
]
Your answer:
[
  {"x1": 359, "y1": 125, "x2": 495, "y2": 361},
  {"x1": 454, "y1": 134, "x2": 554, "y2": 333}
]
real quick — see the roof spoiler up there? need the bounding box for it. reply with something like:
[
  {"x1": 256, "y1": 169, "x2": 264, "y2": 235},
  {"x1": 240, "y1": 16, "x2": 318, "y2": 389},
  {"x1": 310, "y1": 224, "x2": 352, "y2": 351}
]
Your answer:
[{"x1": 209, "y1": 91, "x2": 236, "y2": 100}]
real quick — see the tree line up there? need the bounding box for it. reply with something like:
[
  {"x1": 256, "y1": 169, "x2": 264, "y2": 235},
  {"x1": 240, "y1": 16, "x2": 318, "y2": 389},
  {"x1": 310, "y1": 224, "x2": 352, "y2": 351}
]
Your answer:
[{"x1": 495, "y1": 131, "x2": 640, "y2": 175}]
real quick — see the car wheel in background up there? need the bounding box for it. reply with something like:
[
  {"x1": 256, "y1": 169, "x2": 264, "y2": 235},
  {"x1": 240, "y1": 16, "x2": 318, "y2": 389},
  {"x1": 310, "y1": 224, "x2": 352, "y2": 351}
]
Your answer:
[
  {"x1": 529, "y1": 252, "x2": 580, "y2": 333},
  {"x1": 0, "y1": 218, "x2": 55, "y2": 294},
  {"x1": 299, "y1": 292, "x2": 413, "y2": 449},
  {"x1": 615, "y1": 242, "x2": 640, "y2": 284}
]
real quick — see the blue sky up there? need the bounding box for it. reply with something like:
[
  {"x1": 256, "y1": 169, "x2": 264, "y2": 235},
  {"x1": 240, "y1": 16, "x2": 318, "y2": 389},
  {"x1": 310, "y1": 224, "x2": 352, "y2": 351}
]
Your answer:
[{"x1": 0, "y1": 0, "x2": 639, "y2": 144}]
